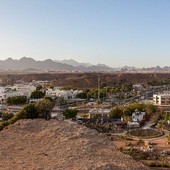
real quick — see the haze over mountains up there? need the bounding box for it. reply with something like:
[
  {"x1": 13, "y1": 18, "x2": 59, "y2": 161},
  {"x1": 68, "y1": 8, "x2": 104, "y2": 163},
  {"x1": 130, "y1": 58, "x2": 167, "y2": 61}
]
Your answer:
[
  {"x1": 0, "y1": 57, "x2": 114, "y2": 72},
  {"x1": 0, "y1": 57, "x2": 170, "y2": 73},
  {"x1": 54, "y1": 59, "x2": 92, "y2": 67}
]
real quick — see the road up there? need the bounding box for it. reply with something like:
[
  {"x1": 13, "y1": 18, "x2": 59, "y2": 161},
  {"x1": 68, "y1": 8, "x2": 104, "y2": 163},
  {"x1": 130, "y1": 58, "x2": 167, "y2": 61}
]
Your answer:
[{"x1": 142, "y1": 119, "x2": 155, "y2": 129}]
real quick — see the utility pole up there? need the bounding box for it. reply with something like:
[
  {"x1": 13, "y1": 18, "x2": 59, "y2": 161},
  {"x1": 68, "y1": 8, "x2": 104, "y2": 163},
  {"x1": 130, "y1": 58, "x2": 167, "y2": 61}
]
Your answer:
[{"x1": 98, "y1": 73, "x2": 100, "y2": 103}]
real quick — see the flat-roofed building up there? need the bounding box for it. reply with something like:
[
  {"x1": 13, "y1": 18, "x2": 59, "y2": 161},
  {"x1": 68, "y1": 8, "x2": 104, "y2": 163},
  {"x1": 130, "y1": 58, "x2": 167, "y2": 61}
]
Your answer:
[
  {"x1": 153, "y1": 92, "x2": 170, "y2": 106},
  {"x1": 88, "y1": 108, "x2": 111, "y2": 118},
  {"x1": 46, "y1": 87, "x2": 82, "y2": 100}
]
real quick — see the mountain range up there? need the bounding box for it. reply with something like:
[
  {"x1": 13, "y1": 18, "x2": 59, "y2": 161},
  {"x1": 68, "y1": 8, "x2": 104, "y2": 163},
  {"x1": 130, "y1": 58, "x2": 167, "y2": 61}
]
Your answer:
[
  {"x1": 0, "y1": 57, "x2": 114, "y2": 72},
  {"x1": 0, "y1": 57, "x2": 170, "y2": 73}
]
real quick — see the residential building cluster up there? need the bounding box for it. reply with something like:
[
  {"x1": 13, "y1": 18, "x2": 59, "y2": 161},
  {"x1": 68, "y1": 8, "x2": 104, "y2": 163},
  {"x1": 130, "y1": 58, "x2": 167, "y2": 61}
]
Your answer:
[
  {"x1": 46, "y1": 87, "x2": 81, "y2": 100},
  {"x1": 0, "y1": 80, "x2": 81, "y2": 103},
  {"x1": 0, "y1": 85, "x2": 36, "y2": 103}
]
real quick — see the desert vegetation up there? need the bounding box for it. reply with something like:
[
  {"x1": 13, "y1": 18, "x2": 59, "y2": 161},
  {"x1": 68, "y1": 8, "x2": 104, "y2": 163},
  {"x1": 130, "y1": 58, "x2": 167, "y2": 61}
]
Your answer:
[{"x1": 0, "y1": 97, "x2": 54, "y2": 131}]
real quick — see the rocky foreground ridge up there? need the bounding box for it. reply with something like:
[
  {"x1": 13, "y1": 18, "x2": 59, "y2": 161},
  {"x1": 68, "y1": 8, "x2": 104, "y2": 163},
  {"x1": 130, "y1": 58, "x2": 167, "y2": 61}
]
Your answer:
[{"x1": 0, "y1": 119, "x2": 149, "y2": 170}]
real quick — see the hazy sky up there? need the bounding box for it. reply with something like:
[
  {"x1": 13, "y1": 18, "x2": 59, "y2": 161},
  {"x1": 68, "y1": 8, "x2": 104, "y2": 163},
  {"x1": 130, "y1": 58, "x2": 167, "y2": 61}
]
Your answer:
[{"x1": 0, "y1": 0, "x2": 170, "y2": 67}]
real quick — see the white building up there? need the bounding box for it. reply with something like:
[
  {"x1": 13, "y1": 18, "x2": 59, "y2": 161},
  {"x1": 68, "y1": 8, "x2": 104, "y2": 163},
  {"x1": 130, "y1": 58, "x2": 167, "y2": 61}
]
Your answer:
[
  {"x1": 133, "y1": 84, "x2": 144, "y2": 91},
  {"x1": 0, "y1": 87, "x2": 19, "y2": 103},
  {"x1": 0, "y1": 85, "x2": 36, "y2": 103},
  {"x1": 88, "y1": 108, "x2": 111, "y2": 118},
  {"x1": 31, "y1": 80, "x2": 49, "y2": 86},
  {"x1": 46, "y1": 87, "x2": 81, "y2": 100},
  {"x1": 127, "y1": 121, "x2": 140, "y2": 128},
  {"x1": 13, "y1": 84, "x2": 36, "y2": 97},
  {"x1": 132, "y1": 109, "x2": 145, "y2": 122},
  {"x1": 153, "y1": 92, "x2": 170, "y2": 106}
]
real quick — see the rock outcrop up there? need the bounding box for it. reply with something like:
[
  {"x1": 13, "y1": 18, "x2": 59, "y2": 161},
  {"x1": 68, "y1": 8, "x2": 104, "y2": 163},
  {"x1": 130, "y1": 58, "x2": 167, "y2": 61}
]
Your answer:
[{"x1": 0, "y1": 119, "x2": 149, "y2": 170}]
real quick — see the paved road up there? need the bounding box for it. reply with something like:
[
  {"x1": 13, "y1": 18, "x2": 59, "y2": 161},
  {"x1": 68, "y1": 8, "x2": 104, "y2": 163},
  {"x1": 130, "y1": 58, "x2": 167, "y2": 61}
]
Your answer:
[{"x1": 142, "y1": 120, "x2": 155, "y2": 129}]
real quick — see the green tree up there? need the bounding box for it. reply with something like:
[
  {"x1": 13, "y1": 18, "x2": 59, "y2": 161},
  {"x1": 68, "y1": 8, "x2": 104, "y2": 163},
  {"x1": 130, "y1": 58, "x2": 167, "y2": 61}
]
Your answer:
[
  {"x1": 11, "y1": 104, "x2": 38, "y2": 120},
  {"x1": 0, "y1": 99, "x2": 54, "y2": 131},
  {"x1": 1, "y1": 112, "x2": 14, "y2": 121},
  {"x1": 36, "y1": 85, "x2": 43, "y2": 91},
  {"x1": 7, "y1": 104, "x2": 38, "y2": 126},
  {"x1": 44, "y1": 96, "x2": 53, "y2": 102},
  {"x1": 76, "y1": 92, "x2": 87, "y2": 99},
  {"x1": 164, "y1": 112, "x2": 170, "y2": 121},
  {"x1": 123, "y1": 108, "x2": 132, "y2": 116},
  {"x1": 30, "y1": 90, "x2": 45, "y2": 99},
  {"x1": 0, "y1": 121, "x2": 9, "y2": 131},
  {"x1": 36, "y1": 98, "x2": 54, "y2": 119},
  {"x1": 22, "y1": 104, "x2": 38, "y2": 119},
  {"x1": 63, "y1": 109, "x2": 78, "y2": 119},
  {"x1": 145, "y1": 104, "x2": 158, "y2": 115},
  {"x1": 7, "y1": 96, "x2": 27, "y2": 105},
  {"x1": 124, "y1": 103, "x2": 146, "y2": 113},
  {"x1": 0, "y1": 112, "x2": 2, "y2": 118},
  {"x1": 110, "y1": 107, "x2": 123, "y2": 118}
]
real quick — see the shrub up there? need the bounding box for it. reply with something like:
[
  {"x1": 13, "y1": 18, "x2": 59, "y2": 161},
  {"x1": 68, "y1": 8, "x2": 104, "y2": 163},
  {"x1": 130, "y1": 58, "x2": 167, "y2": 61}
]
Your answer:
[
  {"x1": 0, "y1": 121, "x2": 9, "y2": 131},
  {"x1": 0, "y1": 98, "x2": 55, "y2": 131},
  {"x1": 136, "y1": 138, "x2": 144, "y2": 145},
  {"x1": 1, "y1": 112, "x2": 14, "y2": 121},
  {"x1": 126, "y1": 141, "x2": 132, "y2": 146},
  {"x1": 63, "y1": 109, "x2": 78, "y2": 119},
  {"x1": 21, "y1": 104, "x2": 38, "y2": 119},
  {"x1": 110, "y1": 107, "x2": 123, "y2": 118}
]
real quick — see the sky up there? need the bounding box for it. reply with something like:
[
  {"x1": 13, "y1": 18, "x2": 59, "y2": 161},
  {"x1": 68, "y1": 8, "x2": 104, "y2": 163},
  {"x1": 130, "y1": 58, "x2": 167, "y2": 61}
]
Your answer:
[{"x1": 0, "y1": 0, "x2": 170, "y2": 68}]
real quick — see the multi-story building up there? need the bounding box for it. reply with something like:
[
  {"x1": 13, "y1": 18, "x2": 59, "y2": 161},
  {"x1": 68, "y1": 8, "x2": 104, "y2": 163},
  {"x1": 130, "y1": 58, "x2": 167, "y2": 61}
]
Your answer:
[{"x1": 153, "y1": 92, "x2": 170, "y2": 106}]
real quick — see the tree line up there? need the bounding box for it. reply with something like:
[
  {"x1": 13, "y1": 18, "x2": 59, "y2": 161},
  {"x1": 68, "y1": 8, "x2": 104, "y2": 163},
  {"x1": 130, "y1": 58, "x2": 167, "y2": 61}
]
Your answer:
[
  {"x1": 7, "y1": 90, "x2": 46, "y2": 105},
  {"x1": 76, "y1": 84, "x2": 133, "y2": 99}
]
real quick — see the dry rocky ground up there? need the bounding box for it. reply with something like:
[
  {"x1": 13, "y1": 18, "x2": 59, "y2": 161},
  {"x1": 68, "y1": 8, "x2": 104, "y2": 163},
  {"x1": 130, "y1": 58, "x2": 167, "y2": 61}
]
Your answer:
[{"x1": 0, "y1": 119, "x2": 149, "y2": 170}]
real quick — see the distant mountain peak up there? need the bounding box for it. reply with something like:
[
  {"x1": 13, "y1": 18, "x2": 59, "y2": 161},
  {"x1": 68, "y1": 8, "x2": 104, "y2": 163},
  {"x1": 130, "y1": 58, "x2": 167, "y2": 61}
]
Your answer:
[
  {"x1": 54, "y1": 59, "x2": 92, "y2": 67},
  {"x1": 44, "y1": 59, "x2": 53, "y2": 62},
  {"x1": 97, "y1": 63, "x2": 109, "y2": 67},
  {"x1": 59, "y1": 59, "x2": 92, "y2": 67},
  {"x1": 60, "y1": 59, "x2": 81, "y2": 67},
  {"x1": 63, "y1": 59, "x2": 77, "y2": 62},
  {"x1": 20, "y1": 57, "x2": 36, "y2": 62},
  {"x1": 6, "y1": 57, "x2": 14, "y2": 61}
]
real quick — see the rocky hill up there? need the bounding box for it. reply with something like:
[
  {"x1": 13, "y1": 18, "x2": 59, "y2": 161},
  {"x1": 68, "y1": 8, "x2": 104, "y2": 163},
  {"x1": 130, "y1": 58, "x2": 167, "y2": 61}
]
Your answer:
[
  {"x1": 1, "y1": 72, "x2": 170, "y2": 88},
  {"x1": 0, "y1": 119, "x2": 149, "y2": 170}
]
